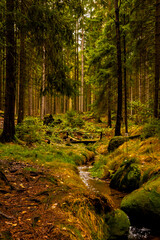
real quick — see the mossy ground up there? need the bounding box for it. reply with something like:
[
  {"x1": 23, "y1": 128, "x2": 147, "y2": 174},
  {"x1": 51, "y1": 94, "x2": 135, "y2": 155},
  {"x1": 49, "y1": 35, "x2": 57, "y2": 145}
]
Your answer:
[
  {"x1": 1, "y1": 115, "x2": 159, "y2": 238},
  {"x1": 0, "y1": 114, "x2": 130, "y2": 240},
  {"x1": 89, "y1": 121, "x2": 160, "y2": 231},
  {"x1": 91, "y1": 130, "x2": 160, "y2": 191}
]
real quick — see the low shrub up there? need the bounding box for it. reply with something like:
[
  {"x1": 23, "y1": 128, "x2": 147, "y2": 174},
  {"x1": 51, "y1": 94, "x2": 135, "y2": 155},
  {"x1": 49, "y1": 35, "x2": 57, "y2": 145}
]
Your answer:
[
  {"x1": 66, "y1": 111, "x2": 84, "y2": 128},
  {"x1": 141, "y1": 119, "x2": 160, "y2": 139},
  {"x1": 16, "y1": 117, "x2": 44, "y2": 144}
]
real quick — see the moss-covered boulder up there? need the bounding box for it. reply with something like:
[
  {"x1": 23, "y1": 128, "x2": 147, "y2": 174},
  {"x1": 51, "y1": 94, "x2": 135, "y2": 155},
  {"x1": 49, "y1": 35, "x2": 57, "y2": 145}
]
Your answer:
[
  {"x1": 110, "y1": 158, "x2": 141, "y2": 192},
  {"x1": 108, "y1": 137, "x2": 126, "y2": 152},
  {"x1": 105, "y1": 209, "x2": 130, "y2": 240},
  {"x1": 121, "y1": 176, "x2": 160, "y2": 231}
]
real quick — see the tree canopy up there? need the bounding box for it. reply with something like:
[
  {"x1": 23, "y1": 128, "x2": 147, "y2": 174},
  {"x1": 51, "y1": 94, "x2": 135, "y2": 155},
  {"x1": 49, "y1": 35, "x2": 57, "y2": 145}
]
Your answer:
[{"x1": 0, "y1": 0, "x2": 159, "y2": 141}]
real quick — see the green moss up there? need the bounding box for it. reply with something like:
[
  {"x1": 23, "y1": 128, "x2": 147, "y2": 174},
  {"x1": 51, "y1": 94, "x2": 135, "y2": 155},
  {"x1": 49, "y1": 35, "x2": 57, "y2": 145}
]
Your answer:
[
  {"x1": 141, "y1": 166, "x2": 160, "y2": 185},
  {"x1": 105, "y1": 209, "x2": 130, "y2": 240},
  {"x1": 121, "y1": 176, "x2": 160, "y2": 230},
  {"x1": 110, "y1": 158, "x2": 141, "y2": 192},
  {"x1": 141, "y1": 168, "x2": 153, "y2": 184},
  {"x1": 108, "y1": 137, "x2": 126, "y2": 152},
  {"x1": 90, "y1": 155, "x2": 108, "y2": 178}
]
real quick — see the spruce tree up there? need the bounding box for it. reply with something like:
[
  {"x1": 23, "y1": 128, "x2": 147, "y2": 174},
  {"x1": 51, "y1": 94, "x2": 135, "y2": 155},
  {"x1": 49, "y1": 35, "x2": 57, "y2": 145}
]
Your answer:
[{"x1": 1, "y1": 0, "x2": 16, "y2": 142}]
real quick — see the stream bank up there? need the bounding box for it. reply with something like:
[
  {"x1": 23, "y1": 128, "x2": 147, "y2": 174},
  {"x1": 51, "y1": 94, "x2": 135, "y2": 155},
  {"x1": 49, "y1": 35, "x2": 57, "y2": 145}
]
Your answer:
[{"x1": 78, "y1": 165, "x2": 160, "y2": 240}]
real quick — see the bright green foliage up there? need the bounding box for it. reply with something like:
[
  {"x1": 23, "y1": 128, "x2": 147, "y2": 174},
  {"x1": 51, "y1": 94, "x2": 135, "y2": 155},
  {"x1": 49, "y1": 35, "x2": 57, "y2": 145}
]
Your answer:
[
  {"x1": 90, "y1": 155, "x2": 108, "y2": 178},
  {"x1": 16, "y1": 117, "x2": 45, "y2": 144},
  {"x1": 0, "y1": 140, "x2": 92, "y2": 167},
  {"x1": 129, "y1": 101, "x2": 153, "y2": 124}
]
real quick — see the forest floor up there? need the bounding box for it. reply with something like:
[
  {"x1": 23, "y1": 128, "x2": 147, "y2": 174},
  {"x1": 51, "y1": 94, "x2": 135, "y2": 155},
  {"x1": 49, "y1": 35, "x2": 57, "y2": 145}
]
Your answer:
[
  {"x1": 0, "y1": 159, "x2": 63, "y2": 239},
  {"x1": 0, "y1": 114, "x2": 160, "y2": 239},
  {"x1": 1, "y1": 157, "x2": 108, "y2": 240},
  {"x1": 0, "y1": 143, "x2": 109, "y2": 240}
]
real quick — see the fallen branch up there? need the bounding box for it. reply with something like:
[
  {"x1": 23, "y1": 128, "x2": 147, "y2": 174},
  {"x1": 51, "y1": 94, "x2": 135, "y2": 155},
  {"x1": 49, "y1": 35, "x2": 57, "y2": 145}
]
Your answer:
[
  {"x1": 0, "y1": 170, "x2": 15, "y2": 190},
  {"x1": 0, "y1": 210, "x2": 13, "y2": 219}
]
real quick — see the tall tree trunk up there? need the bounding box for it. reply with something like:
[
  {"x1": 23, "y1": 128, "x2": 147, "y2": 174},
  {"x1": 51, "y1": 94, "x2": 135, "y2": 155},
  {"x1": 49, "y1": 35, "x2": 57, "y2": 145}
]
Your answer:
[
  {"x1": 108, "y1": 78, "x2": 112, "y2": 128},
  {"x1": 123, "y1": 14, "x2": 128, "y2": 134},
  {"x1": 18, "y1": 0, "x2": 26, "y2": 124},
  {"x1": 41, "y1": 45, "x2": 45, "y2": 119},
  {"x1": 114, "y1": 0, "x2": 123, "y2": 136},
  {"x1": 74, "y1": 19, "x2": 79, "y2": 111},
  {"x1": 80, "y1": 24, "x2": 84, "y2": 112},
  {"x1": 130, "y1": 85, "x2": 133, "y2": 116},
  {"x1": 28, "y1": 77, "x2": 33, "y2": 116},
  {"x1": 154, "y1": 0, "x2": 160, "y2": 118},
  {"x1": 1, "y1": 0, "x2": 16, "y2": 142},
  {"x1": 3, "y1": 46, "x2": 6, "y2": 111},
  {"x1": 139, "y1": 55, "x2": 142, "y2": 102},
  {"x1": 0, "y1": 9, "x2": 3, "y2": 110},
  {"x1": 0, "y1": 48, "x2": 2, "y2": 110}
]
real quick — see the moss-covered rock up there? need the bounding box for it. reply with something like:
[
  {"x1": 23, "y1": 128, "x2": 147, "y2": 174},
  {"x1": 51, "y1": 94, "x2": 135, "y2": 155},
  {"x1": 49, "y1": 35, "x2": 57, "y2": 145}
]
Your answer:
[
  {"x1": 108, "y1": 137, "x2": 126, "y2": 152},
  {"x1": 110, "y1": 159, "x2": 141, "y2": 192},
  {"x1": 121, "y1": 176, "x2": 160, "y2": 231},
  {"x1": 141, "y1": 166, "x2": 160, "y2": 185},
  {"x1": 105, "y1": 209, "x2": 130, "y2": 240}
]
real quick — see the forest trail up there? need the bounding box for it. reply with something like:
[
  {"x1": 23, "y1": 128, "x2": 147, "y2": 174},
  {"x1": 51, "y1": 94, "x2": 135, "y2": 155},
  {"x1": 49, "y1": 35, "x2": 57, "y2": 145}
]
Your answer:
[{"x1": 0, "y1": 159, "x2": 73, "y2": 239}]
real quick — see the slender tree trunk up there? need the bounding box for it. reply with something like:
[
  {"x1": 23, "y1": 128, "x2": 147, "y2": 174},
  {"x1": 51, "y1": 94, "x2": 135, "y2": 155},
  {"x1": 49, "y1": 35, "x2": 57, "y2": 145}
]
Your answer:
[
  {"x1": 74, "y1": 19, "x2": 79, "y2": 111},
  {"x1": 108, "y1": 78, "x2": 112, "y2": 128},
  {"x1": 41, "y1": 45, "x2": 45, "y2": 119},
  {"x1": 154, "y1": 0, "x2": 160, "y2": 118},
  {"x1": 123, "y1": 14, "x2": 128, "y2": 134},
  {"x1": 139, "y1": 55, "x2": 142, "y2": 102},
  {"x1": 87, "y1": 84, "x2": 91, "y2": 111},
  {"x1": 114, "y1": 0, "x2": 123, "y2": 136},
  {"x1": 80, "y1": 24, "x2": 84, "y2": 112},
  {"x1": 2, "y1": 46, "x2": 6, "y2": 111},
  {"x1": 28, "y1": 77, "x2": 33, "y2": 116},
  {"x1": 18, "y1": 0, "x2": 26, "y2": 123},
  {"x1": 130, "y1": 85, "x2": 133, "y2": 116},
  {"x1": 1, "y1": 0, "x2": 16, "y2": 142},
  {"x1": 0, "y1": 48, "x2": 2, "y2": 110}
]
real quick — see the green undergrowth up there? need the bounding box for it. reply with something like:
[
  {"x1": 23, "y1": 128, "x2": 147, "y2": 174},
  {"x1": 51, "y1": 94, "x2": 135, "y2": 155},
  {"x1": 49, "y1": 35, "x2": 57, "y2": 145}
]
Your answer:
[
  {"x1": 90, "y1": 155, "x2": 109, "y2": 178},
  {"x1": 0, "y1": 114, "x2": 135, "y2": 239},
  {"x1": 0, "y1": 141, "x2": 93, "y2": 167},
  {"x1": 90, "y1": 131, "x2": 160, "y2": 194}
]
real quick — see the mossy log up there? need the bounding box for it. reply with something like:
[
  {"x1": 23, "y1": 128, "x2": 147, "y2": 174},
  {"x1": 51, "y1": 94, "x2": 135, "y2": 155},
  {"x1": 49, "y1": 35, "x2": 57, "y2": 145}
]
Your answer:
[{"x1": 108, "y1": 135, "x2": 141, "y2": 152}]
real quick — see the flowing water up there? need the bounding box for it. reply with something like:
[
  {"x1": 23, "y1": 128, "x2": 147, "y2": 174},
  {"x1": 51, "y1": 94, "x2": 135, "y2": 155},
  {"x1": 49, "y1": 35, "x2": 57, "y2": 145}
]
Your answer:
[{"x1": 78, "y1": 166, "x2": 160, "y2": 240}]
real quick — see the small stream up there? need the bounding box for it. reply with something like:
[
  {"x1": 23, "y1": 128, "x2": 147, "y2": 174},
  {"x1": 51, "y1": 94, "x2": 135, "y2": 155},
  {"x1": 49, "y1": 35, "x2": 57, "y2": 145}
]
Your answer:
[{"x1": 78, "y1": 166, "x2": 160, "y2": 240}]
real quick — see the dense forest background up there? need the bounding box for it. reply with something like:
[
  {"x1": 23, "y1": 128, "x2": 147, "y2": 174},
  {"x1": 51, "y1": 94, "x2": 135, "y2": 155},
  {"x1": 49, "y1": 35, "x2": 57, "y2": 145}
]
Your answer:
[{"x1": 0, "y1": 0, "x2": 159, "y2": 141}]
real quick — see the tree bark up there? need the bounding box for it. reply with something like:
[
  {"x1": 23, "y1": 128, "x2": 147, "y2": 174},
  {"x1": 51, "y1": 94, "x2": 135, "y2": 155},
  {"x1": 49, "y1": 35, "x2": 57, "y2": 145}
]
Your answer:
[
  {"x1": 114, "y1": 0, "x2": 123, "y2": 136},
  {"x1": 18, "y1": 0, "x2": 26, "y2": 124},
  {"x1": 80, "y1": 23, "x2": 84, "y2": 112},
  {"x1": 123, "y1": 14, "x2": 128, "y2": 134},
  {"x1": 154, "y1": 0, "x2": 160, "y2": 118},
  {"x1": 41, "y1": 45, "x2": 46, "y2": 119},
  {"x1": 74, "y1": 19, "x2": 79, "y2": 111},
  {"x1": 108, "y1": 78, "x2": 112, "y2": 128},
  {"x1": 1, "y1": 0, "x2": 16, "y2": 142},
  {"x1": 0, "y1": 48, "x2": 2, "y2": 110},
  {"x1": 28, "y1": 77, "x2": 33, "y2": 116}
]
